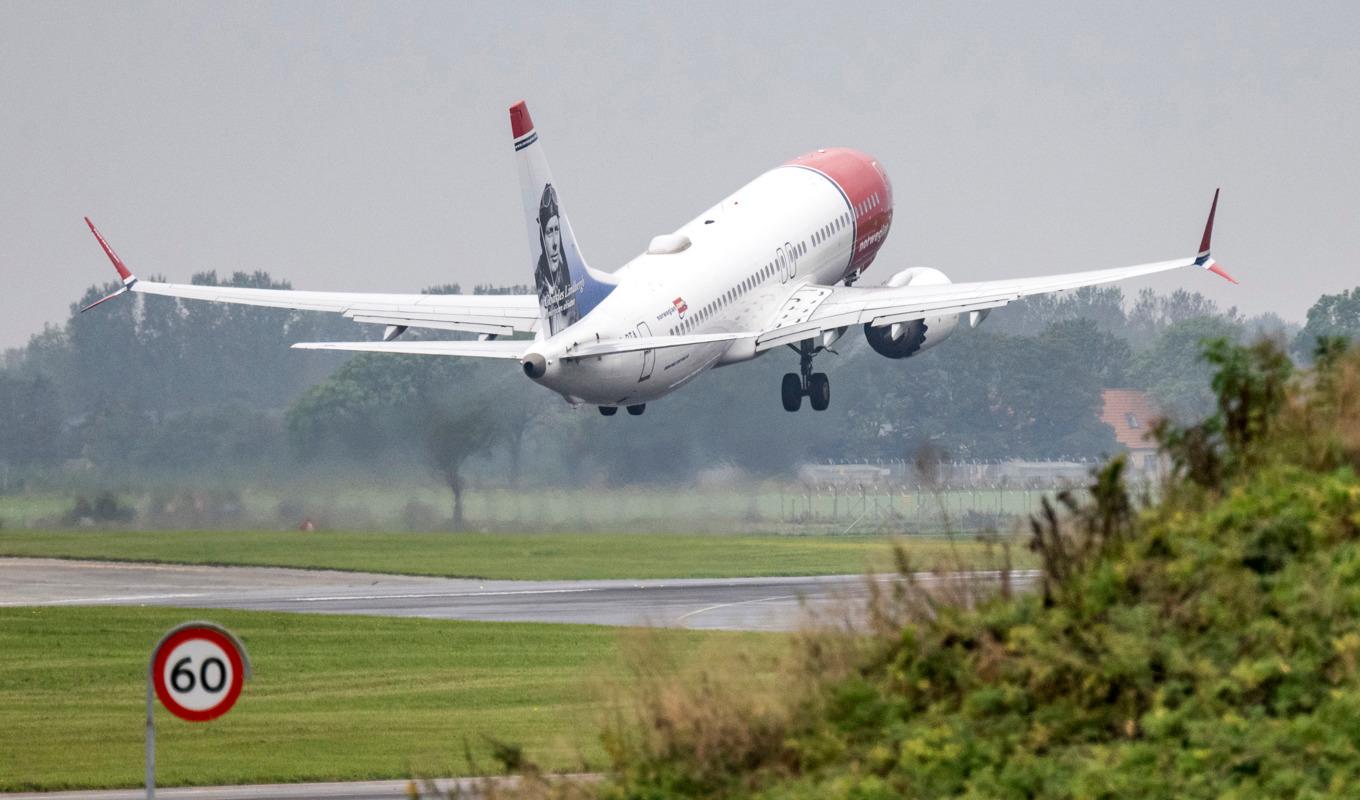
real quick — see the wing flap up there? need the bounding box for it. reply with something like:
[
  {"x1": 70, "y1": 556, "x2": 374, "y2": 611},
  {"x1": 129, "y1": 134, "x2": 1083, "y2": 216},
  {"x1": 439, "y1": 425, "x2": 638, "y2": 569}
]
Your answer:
[{"x1": 347, "y1": 314, "x2": 526, "y2": 337}]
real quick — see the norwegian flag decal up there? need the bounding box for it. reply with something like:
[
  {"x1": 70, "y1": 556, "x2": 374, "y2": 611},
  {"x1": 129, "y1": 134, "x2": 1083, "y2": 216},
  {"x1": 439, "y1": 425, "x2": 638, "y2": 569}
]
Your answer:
[{"x1": 673, "y1": 297, "x2": 688, "y2": 317}]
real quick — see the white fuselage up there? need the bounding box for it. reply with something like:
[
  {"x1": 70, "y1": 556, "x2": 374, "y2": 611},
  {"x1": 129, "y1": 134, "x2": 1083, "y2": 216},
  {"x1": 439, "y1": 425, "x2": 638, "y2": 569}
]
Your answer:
[{"x1": 525, "y1": 152, "x2": 893, "y2": 406}]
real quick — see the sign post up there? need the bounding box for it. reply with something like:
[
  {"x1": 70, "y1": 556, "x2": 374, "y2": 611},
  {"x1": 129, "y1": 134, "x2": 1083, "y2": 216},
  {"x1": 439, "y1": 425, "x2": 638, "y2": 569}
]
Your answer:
[{"x1": 146, "y1": 622, "x2": 251, "y2": 799}]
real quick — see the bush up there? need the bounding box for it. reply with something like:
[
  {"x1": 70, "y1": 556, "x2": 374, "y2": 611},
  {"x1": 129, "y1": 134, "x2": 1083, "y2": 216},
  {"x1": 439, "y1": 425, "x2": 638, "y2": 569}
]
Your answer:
[
  {"x1": 584, "y1": 341, "x2": 1360, "y2": 799},
  {"x1": 61, "y1": 492, "x2": 135, "y2": 526},
  {"x1": 145, "y1": 489, "x2": 244, "y2": 528},
  {"x1": 401, "y1": 499, "x2": 441, "y2": 531}
]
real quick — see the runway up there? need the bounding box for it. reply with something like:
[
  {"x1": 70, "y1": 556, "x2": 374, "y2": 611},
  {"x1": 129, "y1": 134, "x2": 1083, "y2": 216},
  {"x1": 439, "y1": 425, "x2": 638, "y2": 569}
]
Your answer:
[{"x1": 0, "y1": 557, "x2": 1038, "y2": 632}]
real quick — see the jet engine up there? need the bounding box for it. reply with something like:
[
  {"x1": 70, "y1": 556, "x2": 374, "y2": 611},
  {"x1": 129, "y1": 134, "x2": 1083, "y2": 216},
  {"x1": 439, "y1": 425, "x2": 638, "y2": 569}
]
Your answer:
[{"x1": 862, "y1": 267, "x2": 960, "y2": 359}]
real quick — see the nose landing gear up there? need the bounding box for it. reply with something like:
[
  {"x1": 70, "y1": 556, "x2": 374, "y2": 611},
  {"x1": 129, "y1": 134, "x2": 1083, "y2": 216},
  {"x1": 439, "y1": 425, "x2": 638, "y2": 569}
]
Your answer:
[{"x1": 782, "y1": 341, "x2": 831, "y2": 412}]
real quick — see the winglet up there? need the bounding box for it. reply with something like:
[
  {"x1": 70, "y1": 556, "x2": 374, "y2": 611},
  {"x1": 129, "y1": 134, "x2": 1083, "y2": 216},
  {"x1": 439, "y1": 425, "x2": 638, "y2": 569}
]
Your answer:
[
  {"x1": 81, "y1": 217, "x2": 139, "y2": 312},
  {"x1": 85, "y1": 217, "x2": 138, "y2": 286},
  {"x1": 1194, "y1": 189, "x2": 1237, "y2": 284}
]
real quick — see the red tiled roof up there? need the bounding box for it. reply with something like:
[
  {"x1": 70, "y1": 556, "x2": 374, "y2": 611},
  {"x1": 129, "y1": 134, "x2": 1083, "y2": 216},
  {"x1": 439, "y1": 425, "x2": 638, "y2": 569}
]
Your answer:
[{"x1": 1100, "y1": 389, "x2": 1159, "y2": 450}]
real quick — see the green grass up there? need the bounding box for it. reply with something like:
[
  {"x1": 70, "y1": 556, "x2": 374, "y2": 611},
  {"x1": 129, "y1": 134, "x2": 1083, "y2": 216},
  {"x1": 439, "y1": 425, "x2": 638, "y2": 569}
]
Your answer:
[
  {"x1": 0, "y1": 484, "x2": 1055, "y2": 532},
  {"x1": 0, "y1": 606, "x2": 780, "y2": 791},
  {"x1": 0, "y1": 530, "x2": 1025, "y2": 580},
  {"x1": 0, "y1": 492, "x2": 70, "y2": 526}
]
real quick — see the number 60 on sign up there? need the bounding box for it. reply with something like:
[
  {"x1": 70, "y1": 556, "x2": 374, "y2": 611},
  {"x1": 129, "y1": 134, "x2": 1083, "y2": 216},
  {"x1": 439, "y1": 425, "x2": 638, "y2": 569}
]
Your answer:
[{"x1": 152, "y1": 624, "x2": 249, "y2": 722}]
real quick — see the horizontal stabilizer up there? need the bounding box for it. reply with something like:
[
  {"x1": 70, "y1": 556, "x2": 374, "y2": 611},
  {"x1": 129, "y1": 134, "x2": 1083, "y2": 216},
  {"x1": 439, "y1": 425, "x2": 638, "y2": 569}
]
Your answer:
[{"x1": 291, "y1": 340, "x2": 528, "y2": 359}]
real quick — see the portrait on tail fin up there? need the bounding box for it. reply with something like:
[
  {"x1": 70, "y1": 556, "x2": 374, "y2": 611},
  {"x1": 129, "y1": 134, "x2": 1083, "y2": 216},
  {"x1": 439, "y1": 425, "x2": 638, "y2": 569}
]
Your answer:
[{"x1": 534, "y1": 184, "x2": 580, "y2": 334}]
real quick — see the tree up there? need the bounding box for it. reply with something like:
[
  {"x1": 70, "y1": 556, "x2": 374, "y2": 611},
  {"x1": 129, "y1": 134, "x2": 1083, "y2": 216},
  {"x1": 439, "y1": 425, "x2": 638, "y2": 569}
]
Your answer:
[
  {"x1": 287, "y1": 353, "x2": 515, "y2": 528},
  {"x1": 1293, "y1": 286, "x2": 1360, "y2": 359},
  {"x1": 0, "y1": 372, "x2": 64, "y2": 467},
  {"x1": 990, "y1": 286, "x2": 1127, "y2": 337},
  {"x1": 838, "y1": 322, "x2": 1118, "y2": 462},
  {"x1": 1042, "y1": 318, "x2": 1133, "y2": 388},
  {"x1": 1130, "y1": 315, "x2": 1244, "y2": 421},
  {"x1": 1127, "y1": 287, "x2": 1238, "y2": 345},
  {"x1": 426, "y1": 405, "x2": 501, "y2": 528}
]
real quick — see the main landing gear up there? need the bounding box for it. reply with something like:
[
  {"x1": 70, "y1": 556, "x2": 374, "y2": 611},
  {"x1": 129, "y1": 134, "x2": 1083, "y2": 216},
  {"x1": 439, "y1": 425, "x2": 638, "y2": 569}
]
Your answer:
[
  {"x1": 782, "y1": 341, "x2": 830, "y2": 412},
  {"x1": 598, "y1": 404, "x2": 646, "y2": 416}
]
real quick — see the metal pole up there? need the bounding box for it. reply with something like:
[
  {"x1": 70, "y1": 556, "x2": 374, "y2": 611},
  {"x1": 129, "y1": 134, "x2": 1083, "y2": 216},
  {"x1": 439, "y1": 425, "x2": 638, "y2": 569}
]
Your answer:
[
  {"x1": 143, "y1": 621, "x2": 251, "y2": 800},
  {"x1": 146, "y1": 657, "x2": 155, "y2": 800}
]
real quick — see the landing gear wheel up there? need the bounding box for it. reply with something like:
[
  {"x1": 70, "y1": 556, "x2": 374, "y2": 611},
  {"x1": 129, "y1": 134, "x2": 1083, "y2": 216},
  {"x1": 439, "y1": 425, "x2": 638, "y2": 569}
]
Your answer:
[
  {"x1": 598, "y1": 406, "x2": 618, "y2": 416},
  {"x1": 781, "y1": 373, "x2": 803, "y2": 412},
  {"x1": 808, "y1": 372, "x2": 830, "y2": 411},
  {"x1": 626, "y1": 404, "x2": 646, "y2": 416}
]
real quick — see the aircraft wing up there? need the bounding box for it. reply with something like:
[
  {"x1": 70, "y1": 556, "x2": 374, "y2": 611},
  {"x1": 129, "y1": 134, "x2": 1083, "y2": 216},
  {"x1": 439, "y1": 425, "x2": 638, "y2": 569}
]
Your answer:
[
  {"x1": 755, "y1": 190, "x2": 1235, "y2": 351},
  {"x1": 82, "y1": 219, "x2": 541, "y2": 337}
]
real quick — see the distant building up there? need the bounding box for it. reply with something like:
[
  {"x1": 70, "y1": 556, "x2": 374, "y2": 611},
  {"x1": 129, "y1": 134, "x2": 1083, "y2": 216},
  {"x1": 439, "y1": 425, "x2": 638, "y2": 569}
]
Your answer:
[{"x1": 1100, "y1": 389, "x2": 1163, "y2": 476}]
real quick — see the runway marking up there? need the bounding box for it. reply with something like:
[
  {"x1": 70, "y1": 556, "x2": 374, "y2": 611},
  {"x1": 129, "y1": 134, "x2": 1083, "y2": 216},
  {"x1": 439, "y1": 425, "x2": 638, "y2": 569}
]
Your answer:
[
  {"x1": 675, "y1": 594, "x2": 798, "y2": 625},
  {"x1": 282, "y1": 586, "x2": 607, "y2": 603},
  {"x1": 0, "y1": 592, "x2": 209, "y2": 607}
]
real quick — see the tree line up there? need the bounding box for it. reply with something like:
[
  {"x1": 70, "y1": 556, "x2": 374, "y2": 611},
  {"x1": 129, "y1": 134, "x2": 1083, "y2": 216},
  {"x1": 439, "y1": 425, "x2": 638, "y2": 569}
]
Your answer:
[{"x1": 2, "y1": 274, "x2": 1356, "y2": 506}]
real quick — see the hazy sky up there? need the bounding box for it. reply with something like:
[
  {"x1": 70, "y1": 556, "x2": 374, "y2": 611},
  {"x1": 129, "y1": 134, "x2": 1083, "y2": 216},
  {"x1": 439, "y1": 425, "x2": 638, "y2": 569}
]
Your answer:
[{"x1": 3, "y1": 2, "x2": 1357, "y2": 349}]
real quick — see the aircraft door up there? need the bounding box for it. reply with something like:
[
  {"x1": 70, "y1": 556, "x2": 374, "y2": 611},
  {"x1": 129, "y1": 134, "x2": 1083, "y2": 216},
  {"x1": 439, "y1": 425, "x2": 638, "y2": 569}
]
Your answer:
[{"x1": 635, "y1": 322, "x2": 654, "y2": 382}]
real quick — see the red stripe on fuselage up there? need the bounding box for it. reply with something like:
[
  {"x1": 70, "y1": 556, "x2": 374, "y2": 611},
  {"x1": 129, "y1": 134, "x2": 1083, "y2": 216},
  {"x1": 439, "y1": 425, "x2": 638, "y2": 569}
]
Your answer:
[{"x1": 783, "y1": 148, "x2": 893, "y2": 280}]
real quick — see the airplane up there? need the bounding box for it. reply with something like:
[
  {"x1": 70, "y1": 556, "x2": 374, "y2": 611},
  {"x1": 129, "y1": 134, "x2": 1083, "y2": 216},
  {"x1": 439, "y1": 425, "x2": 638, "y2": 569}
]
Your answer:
[{"x1": 83, "y1": 100, "x2": 1235, "y2": 416}]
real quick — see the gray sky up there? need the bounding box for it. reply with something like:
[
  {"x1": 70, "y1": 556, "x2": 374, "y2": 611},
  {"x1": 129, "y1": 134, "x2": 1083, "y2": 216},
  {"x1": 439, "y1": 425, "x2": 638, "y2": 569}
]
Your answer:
[{"x1": 3, "y1": 2, "x2": 1357, "y2": 349}]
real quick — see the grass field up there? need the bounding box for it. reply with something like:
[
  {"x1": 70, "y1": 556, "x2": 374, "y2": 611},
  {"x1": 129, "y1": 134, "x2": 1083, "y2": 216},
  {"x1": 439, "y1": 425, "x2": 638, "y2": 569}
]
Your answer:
[
  {"x1": 0, "y1": 484, "x2": 1053, "y2": 533},
  {"x1": 0, "y1": 530, "x2": 1026, "y2": 580},
  {"x1": 0, "y1": 606, "x2": 781, "y2": 791}
]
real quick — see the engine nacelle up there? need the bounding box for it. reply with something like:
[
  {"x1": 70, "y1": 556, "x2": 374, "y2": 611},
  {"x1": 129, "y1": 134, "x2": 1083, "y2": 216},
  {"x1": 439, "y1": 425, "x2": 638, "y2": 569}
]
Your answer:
[{"x1": 862, "y1": 267, "x2": 960, "y2": 359}]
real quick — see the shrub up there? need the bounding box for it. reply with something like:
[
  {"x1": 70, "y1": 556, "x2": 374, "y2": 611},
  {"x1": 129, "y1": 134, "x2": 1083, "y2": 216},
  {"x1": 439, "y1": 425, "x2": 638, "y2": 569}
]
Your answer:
[
  {"x1": 584, "y1": 342, "x2": 1360, "y2": 799},
  {"x1": 61, "y1": 491, "x2": 135, "y2": 526}
]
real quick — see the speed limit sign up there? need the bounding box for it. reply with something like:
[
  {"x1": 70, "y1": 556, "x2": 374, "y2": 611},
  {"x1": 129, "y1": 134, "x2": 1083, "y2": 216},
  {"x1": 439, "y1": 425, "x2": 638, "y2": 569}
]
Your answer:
[
  {"x1": 145, "y1": 622, "x2": 252, "y2": 798},
  {"x1": 152, "y1": 625, "x2": 246, "y2": 721}
]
